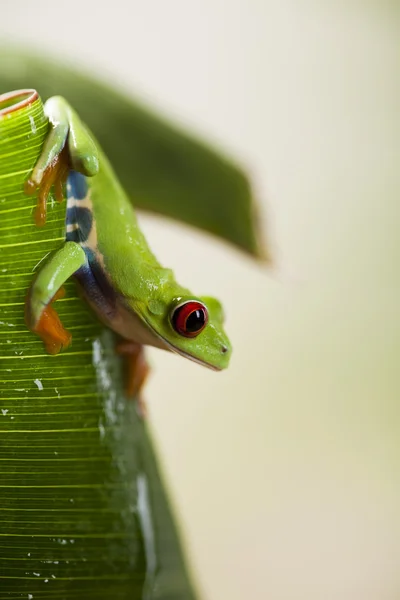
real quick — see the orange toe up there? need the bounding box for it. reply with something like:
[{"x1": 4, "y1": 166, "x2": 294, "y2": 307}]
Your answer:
[{"x1": 33, "y1": 304, "x2": 72, "y2": 355}]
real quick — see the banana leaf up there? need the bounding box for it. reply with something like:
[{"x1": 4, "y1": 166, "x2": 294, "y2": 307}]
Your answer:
[
  {"x1": 0, "y1": 91, "x2": 197, "y2": 597},
  {"x1": 0, "y1": 45, "x2": 270, "y2": 262}
]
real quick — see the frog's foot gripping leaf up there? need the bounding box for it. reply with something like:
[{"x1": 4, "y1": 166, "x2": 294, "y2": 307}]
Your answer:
[
  {"x1": 116, "y1": 341, "x2": 150, "y2": 418},
  {"x1": 25, "y1": 145, "x2": 70, "y2": 226},
  {"x1": 24, "y1": 96, "x2": 99, "y2": 226},
  {"x1": 26, "y1": 287, "x2": 71, "y2": 355},
  {"x1": 25, "y1": 242, "x2": 87, "y2": 354}
]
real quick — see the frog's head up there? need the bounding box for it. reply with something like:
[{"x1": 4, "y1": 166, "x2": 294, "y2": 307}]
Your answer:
[{"x1": 141, "y1": 292, "x2": 232, "y2": 371}]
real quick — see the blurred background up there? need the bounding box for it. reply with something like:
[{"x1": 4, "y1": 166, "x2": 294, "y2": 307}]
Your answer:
[{"x1": 1, "y1": 1, "x2": 399, "y2": 599}]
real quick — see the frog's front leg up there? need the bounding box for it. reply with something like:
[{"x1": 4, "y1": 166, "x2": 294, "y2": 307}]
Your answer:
[
  {"x1": 24, "y1": 96, "x2": 99, "y2": 226},
  {"x1": 25, "y1": 242, "x2": 87, "y2": 354},
  {"x1": 116, "y1": 341, "x2": 150, "y2": 418}
]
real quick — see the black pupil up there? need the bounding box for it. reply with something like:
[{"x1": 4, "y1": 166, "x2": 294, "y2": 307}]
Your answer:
[{"x1": 186, "y1": 309, "x2": 205, "y2": 333}]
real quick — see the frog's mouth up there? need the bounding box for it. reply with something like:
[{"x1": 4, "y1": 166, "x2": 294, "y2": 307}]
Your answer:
[
  {"x1": 164, "y1": 340, "x2": 222, "y2": 372},
  {"x1": 152, "y1": 332, "x2": 222, "y2": 372},
  {"x1": 141, "y1": 316, "x2": 223, "y2": 372}
]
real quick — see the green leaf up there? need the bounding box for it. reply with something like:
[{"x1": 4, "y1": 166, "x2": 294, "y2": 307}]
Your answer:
[
  {"x1": 0, "y1": 92, "x2": 197, "y2": 598},
  {"x1": 0, "y1": 45, "x2": 270, "y2": 262}
]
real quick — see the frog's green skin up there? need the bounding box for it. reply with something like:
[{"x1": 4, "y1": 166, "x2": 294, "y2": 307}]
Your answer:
[{"x1": 26, "y1": 97, "x2": 231, "y2": 372}]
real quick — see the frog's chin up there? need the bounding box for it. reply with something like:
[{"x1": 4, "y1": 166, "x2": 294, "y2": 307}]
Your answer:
[
  {"x1": 164, "y1": 341, "x2": 222, "y2": 372},
  {"x1": 149, "y1": 331, "x2": 220, "y2": 371}
]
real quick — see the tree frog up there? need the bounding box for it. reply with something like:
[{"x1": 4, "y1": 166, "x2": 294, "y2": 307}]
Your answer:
[{"x1": 24, "y1": 97, "x2": 231, "y2": 414}]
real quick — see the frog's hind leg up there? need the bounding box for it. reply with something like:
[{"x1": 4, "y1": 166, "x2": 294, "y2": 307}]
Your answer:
[
  {"x1": 116, "y1": 341, "x2": 150, "y2": 418},
  {"x1": 24, "y1": 96, "x2": 99, "y2": 226},
  {"x1": 25, "y1": 242, "x2": 87, "y2": 354}
]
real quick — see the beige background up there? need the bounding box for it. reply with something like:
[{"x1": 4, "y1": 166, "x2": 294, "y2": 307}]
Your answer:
[{"x1": 1, "y1": 1, "x2": 399, "y2": 599}]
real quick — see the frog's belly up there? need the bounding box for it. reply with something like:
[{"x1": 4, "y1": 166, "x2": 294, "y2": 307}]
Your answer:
[
  {"x1": 74, "y1": 268, "x2": 168, "y2": 351},
  {"x1": 104, "y1": 297, "x2": 168, "y2": 350}
]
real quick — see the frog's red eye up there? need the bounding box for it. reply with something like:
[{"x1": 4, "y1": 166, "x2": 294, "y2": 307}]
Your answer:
[{"x1": 171, "y1": 301, "x2": 208, "y2": 338}]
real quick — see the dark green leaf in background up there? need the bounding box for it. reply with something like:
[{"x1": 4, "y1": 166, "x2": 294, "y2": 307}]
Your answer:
[{"x1": 0, "y1": 46, "x2": 271, "y2": 262}]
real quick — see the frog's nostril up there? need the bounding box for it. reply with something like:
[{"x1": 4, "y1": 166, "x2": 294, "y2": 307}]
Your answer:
[{"x1": 221, "y1": 345, "x2": 228, "y2": 354}]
